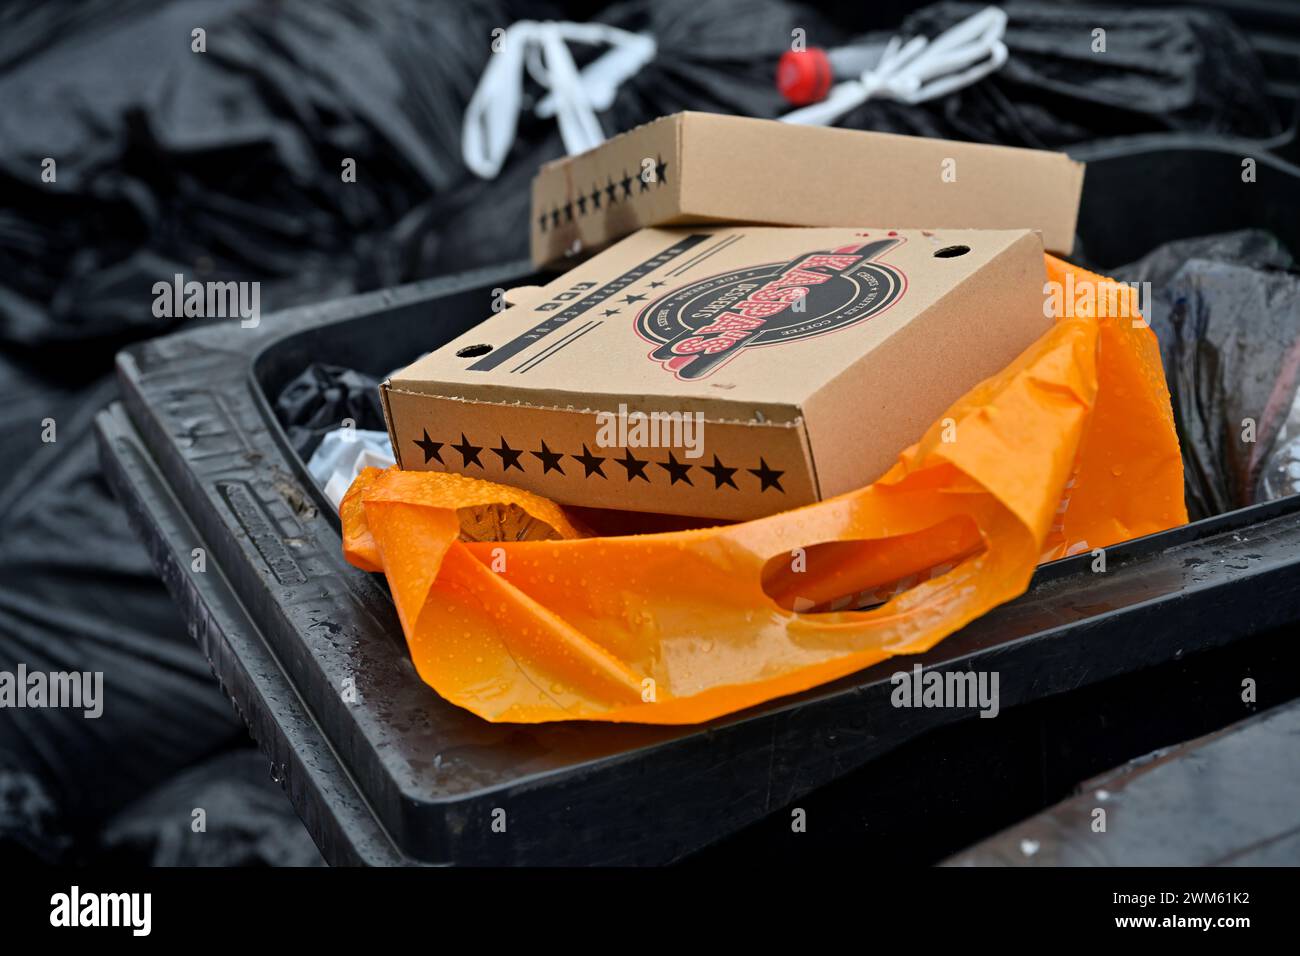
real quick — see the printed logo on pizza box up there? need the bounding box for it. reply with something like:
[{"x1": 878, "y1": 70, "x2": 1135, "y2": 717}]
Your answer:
[{"x1": 635, "y1": 238, "x2": 907, "y2": 380}]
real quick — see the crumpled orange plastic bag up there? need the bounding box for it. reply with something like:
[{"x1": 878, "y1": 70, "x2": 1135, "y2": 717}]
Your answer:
[{"x1": 342, "y1": 256, "x2": 1186, "y2": 724}]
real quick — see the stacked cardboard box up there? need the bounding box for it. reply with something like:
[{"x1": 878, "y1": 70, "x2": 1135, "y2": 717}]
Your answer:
[{"x1": 383, "y1": 114, "x2": 1084, "y2": 520}]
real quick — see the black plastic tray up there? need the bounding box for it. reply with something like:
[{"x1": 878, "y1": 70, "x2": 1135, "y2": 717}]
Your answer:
[
  {"x1": 944, "y1": 698, "x2": 1300, "y2": 866},
  {"x1": 95, "y1": 144, "x2": 1300, "y2": 862},
  {"x1": 1071, "y1": 137, "x2": 1300, "y2": 267}
]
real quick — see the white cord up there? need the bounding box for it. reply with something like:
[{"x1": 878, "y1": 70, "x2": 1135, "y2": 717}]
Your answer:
[
  {"x1": 782, "y1": 6, "x2": 1009, "y2": 126},
  {"x1": 462, "y1": 21, "x2": 656, "y2": 179}
]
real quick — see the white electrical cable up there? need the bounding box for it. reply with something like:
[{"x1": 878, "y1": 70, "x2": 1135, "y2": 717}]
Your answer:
[
  {"x1": 462, "y1": 21, "x2": 656, "y2": 179},
  {"x1": 782, "y1": 6, "x2": 1009, "y2": 126}
]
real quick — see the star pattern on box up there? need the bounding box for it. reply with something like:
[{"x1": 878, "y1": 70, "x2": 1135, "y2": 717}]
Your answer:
[
  {"x1": 412, "y1": 428, "x2": 443, "y2": 464},
  {"x1": 414, "y1": 429, "x2": 784, "y2": 495},
  {"x1": 451, "y1": 433, "x2": 483, "y2": 468},
  {"x1": 748, "y1": 457, "x2": 784, "y2": 493},
  {"x1": 658, "y1": 452, "x2": 693, "y2": 486},
  {"x1": 531, "y1": 440, "x2": 565, "y2": 475},
  {"x1": 538, "y1": 158, "x2": 670, "y2": 233},
  {"x1": 490, "y1": 436, "x2": 524, "y2": 472},
  {"x1": 702, "y1": 455, "x2": 739, "y2": 490},
  {"x1": 573, "y1": 443, "x2": 607, "y2": 479},
  {"x1": 615, "y1": 449, "x2": 650, "y2": 482}
]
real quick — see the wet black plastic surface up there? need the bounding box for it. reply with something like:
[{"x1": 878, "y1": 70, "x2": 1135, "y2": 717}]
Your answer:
[
  {"x1": 95, "y1": 222, "x2": 1300, "y2": 864},
  {"x1": 688, "y1": 619, "x2": 1300, "y2": 866},
  {"x1": 1072, "y1": 140, "x2": 1300, "y2": 269},
  {"x1": 944, "y1": 698, "x2": 1300, "y2": 866}
]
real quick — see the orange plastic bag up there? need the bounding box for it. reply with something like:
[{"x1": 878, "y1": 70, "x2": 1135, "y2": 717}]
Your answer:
[{"x1": 342, "y1": 256, "x2": 1186, "y2": 724}]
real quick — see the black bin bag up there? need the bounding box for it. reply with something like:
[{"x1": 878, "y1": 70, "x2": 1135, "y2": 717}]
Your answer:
[
  {"x1": 0, "y1": 0, "x2": 513, "y2": 352},
  {"x1": 429, "y1": 0, "x2": 846, "y2": 272},
  {"x1": 0, "y1": 0, "x2": 517, "y2": 862},
  {"x1": 0, "y1": 366, "x2": 250, "y2": 863},
  {"x1": 1118, "y1": 231, "x2": 1300, "y2": 520},
  {"x1": 831, "y1": 2, "x2": 1283, "y2": 149},
  {"x1": 96, "y1": 751, "x2": 324, "y2": 867},
  {"x1": 275, "y1": 363, "x2": 387, "y2": 460}
]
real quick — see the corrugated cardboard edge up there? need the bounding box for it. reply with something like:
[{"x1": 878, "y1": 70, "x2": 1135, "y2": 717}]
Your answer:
[
  {"x1": 530, "y1": 114, "x2": 685, "y2": 268},
  {"x1": 533, "y1": 113, "x2": 680, "y2": 178},
  {"x1": 385, "y1": 384, "x2": 811, "y2": 428},
  {"x1": 380, "y1": 379, "x2": 404, "y2": 469},
  {"x1": 533, "y1": 111, "x2": 1086, "y2": 262},
  {"x1": 386, "y1": 373, "x2": 807, "y2": 427}
]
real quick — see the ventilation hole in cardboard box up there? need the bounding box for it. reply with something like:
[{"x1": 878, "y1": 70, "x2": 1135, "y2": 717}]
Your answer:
[
  {"x1": 456, "y1": 344, "x2": 493, "y2": 358},
  {"x1": 933, "y1": 245, "x2": 971, "y2": 259}
]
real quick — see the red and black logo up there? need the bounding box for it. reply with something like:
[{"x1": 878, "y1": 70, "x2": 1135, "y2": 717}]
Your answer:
[{"x1": 636, "y1": 237, "x2": 907, "y2": 380}]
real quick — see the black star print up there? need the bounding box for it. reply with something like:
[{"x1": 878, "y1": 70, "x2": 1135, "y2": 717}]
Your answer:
[
  {"x1": 615, "y1": 449, "x2": 650, "y2": 482},
  {"x1": 531, "y1": 440, "x2": 565, "y2": 475},
  {"x1": 412, "y1": 429, "x2": 443, "y2": 465},
  {"x1": 576, "y1": 194, "x2": 587, "y2": 215},
  {"x1": 654, "y1": 155, "x2": 668, "y2": 186},
  {"x1": 563, "y1": 201, "x2": 574, "y2": 222},
  {"x1": 601, "y1": 308, "x2": 620, "y2": 317},
  {"x1": 620, "y1": 170, "x2": 633, "y2": 198},
  {"x1": 589, "y1": 183, "x2": 602, "y2": 209},
  {"x1": 605, "y1": 177, "x2": 618, "y2": 204},
  {"x1": 573, "y1": 444, "x2": 607, "y2": 478},
  {"x1": 538, "y1": 212, "x2": 548, "y2": 233},
  {"x1": 748, "y1": 458, "x2": 785, "y2": 493},
  {"x1": 490, "y1": 436, "x2": 524, "y2": 472},
  {"x1": 648, "y1": 281, "x2": 666, "y2": 288},
  {"x1": 550, "y1": 207, "x2": 560, "y2": 228},
  {"x1": 658, "y1": 452, "x2": 693, "y2": 486},
  {"x1": 621, "y1": 293, "x2": 647, "y2": 305},
  {"x1": 452, "y1": 433, "x2": 483, "y2": 468},
  {"x1": 703, "y1": 455, "x2": 738, "y2": 490}
]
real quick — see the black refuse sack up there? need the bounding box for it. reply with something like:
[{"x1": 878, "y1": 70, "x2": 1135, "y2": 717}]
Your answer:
[
  {"x1": 431, "y1": 0, "x2": 845, "y2": 271},
  {"x1": 832, "y1": 2, "x2": 1283, "y2": 149},
  {"x1": 1117, "y1": 231, "x2": 1300, "y2": 520},
  {"x1": 0, "y1": 767, "x2": 68, "y2": 864},
  {"x1": 597, "y1": 0, "x2": 844, "y2": 131},
  {"x1": 436, "y1": 1, "x2": 1286, "y2": 271},
  {"x1": 275, "y1": 363, "x2": 387, "y2": 459},
  {"x1": 0, "y1": 361, "x2": 250, "y2": 863},
  {"x1": 0, "y1": 0, "x2": 512, "y2": 352},
  {"x1": 97, "y1": 750, "x2": 323, "y2": 867}
]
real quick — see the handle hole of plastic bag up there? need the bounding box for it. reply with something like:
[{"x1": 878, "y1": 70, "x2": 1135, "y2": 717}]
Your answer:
[
  {"x1": 760, "y1": 515, "x2": 985, "y2": 613},
  {"x1": 456, "y1": 343, "x2": 493, "y2": 358}
]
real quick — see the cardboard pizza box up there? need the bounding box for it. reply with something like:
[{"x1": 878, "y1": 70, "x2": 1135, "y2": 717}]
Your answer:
[
  {"x1": 530, "y1": 112, "x2": 1084, "y2": 268},
  {"x1": 383, "y1": 225, "x2": 1051, "y2": 520}
]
